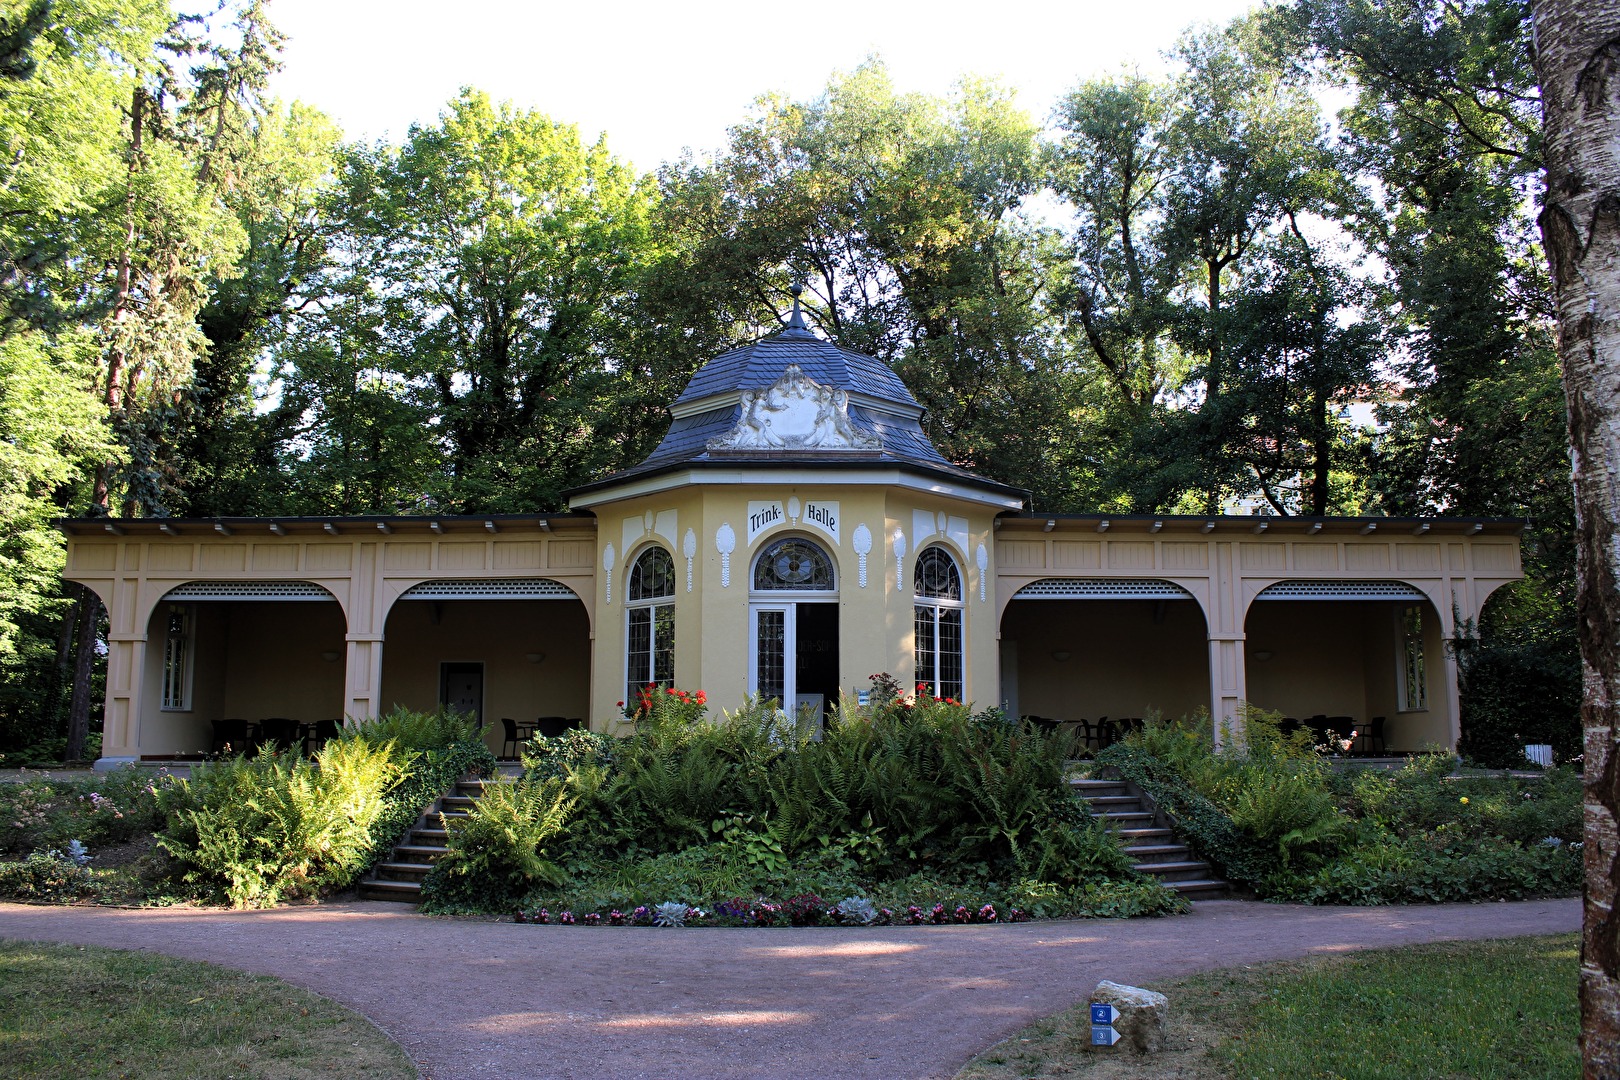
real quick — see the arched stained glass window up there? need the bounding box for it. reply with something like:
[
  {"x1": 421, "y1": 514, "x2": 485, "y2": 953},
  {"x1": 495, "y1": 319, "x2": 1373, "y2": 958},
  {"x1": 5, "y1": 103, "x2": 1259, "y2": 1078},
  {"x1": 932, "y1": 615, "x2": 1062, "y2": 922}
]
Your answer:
[
  {"x1": 915, "y1": 546, "x2": 962, "y2": 600},
  {"x1": 626, "y1": 547, "x2": 675, "y2": 700},
  {"x1": 914, "y1": 547, "x2": 964, "y2": 701},
  {"x1": 752, "y1": 537, "x2": 835, "y2": 591}
]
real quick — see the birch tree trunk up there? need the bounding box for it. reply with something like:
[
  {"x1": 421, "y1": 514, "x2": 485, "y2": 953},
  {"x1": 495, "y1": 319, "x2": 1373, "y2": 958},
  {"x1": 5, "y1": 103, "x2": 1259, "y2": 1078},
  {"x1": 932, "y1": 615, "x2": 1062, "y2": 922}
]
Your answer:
[{"x1": 1531, "y1": 2, "x2": 1620, "y2": 1075}]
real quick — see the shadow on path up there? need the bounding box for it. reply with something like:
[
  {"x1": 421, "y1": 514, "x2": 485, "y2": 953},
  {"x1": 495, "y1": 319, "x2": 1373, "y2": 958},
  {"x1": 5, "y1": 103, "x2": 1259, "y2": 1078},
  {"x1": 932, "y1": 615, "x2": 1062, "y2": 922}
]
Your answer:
[{"x1": 0, "y1": 898, "x2": 1579, "y2": 1080}]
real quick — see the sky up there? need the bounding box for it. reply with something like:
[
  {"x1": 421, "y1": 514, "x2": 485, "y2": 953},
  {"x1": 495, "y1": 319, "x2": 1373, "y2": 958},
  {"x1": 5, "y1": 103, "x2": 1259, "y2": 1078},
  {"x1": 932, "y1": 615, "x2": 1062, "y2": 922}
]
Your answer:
[{"x1": 265, "y1": 0, "x2": 1261, "y2": 171}]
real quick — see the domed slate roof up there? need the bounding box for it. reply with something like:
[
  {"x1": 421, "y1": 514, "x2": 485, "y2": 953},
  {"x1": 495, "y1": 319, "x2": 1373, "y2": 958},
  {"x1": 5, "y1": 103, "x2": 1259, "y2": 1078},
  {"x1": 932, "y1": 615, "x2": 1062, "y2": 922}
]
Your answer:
[
  {"x1": 673, "y1": 322, "x2": 921, "y2": 412},
  {"x1": 568, "y1": 311, "x2": 1025, "y2": 503}
]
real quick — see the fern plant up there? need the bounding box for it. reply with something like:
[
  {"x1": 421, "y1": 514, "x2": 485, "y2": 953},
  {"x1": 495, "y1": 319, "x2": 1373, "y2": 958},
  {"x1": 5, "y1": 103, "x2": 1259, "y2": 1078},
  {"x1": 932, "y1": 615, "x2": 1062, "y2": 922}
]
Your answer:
[{"x1": 427, "y1": 777, "x2": 576, "y2": 908}]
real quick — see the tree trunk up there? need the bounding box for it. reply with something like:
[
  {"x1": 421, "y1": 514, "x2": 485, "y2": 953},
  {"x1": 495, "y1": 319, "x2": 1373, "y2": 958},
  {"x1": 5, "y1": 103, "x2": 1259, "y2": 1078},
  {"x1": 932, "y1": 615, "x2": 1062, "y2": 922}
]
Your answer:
[
  {"x1": 1531, "y1": 3, "x2": 1620, "y2": 1076},
  {"x1": 64, "y1": 589, "x2": 100, "y2": 763}
]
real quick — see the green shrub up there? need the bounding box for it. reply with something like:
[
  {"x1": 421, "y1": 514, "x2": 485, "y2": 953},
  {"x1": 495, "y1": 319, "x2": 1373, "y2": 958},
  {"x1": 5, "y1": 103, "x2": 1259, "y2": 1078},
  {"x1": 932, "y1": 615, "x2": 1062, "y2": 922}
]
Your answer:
[
  {"x1": 1102, "y1": 709, "x2": 1583, "y2": 905},
  {"x1": 343, "y1": 705, "x2": 478, "y2": 752},
  {"x1": 1457, "y1": 639, "x2": 1580, "y2": 768},
  {"x1": 434, "y1": 679, "x2": 1149, "y2": 917},
  {"x1": 521, "y1": 728, "x2": 617, "y2": 779},
  {"x1": 0, "y1": 848, "x2": 99, "y2": 902},
  {"x1": 422, "y1": 776, "x2": 575, "y2": 909},
  {"x1": 154, "y1": 740, "x2": 404, "y2": 907},
  {"x1": 1019, "y1": 796, "x2": 1138, "y2": 885},
  {"x1": 1264, "y1": 837, "x2": 1581, "y2": 904}
]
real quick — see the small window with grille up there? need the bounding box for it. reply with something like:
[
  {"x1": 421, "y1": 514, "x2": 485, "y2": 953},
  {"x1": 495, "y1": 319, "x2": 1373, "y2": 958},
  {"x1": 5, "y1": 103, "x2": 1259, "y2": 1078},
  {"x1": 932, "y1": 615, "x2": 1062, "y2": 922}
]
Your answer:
[
  {"x1": 1397, "y1": 604, "x2": 1427, "y2": 711},
  {"x1": 161, "y1": 604, "x2": 193, "y2": 711}
]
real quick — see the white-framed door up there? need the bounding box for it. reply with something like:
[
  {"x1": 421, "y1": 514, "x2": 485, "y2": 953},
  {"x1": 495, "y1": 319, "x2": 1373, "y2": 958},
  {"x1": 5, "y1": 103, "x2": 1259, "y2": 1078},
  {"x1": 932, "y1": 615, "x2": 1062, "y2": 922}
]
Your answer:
[{"x1": 749, "y1": 603, "x2": 793, "y2": 705}]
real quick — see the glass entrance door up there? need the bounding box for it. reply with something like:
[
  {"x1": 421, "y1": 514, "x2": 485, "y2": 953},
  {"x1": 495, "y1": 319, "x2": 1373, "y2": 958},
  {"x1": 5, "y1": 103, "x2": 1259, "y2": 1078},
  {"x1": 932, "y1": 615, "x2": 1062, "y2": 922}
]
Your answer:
[
  {"x1": 751, "y1": 605, "x2": 790, "y2": 705},
  {"x1": 749, "y1": 602, "x2": 839, "y2": 723}
]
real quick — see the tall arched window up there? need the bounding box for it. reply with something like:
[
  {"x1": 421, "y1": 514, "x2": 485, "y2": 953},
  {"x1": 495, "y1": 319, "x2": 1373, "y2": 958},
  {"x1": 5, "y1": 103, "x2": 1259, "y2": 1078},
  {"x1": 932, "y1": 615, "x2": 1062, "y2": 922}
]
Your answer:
[
  {"x1": 914, "y1": 546, "x2": 964, "y2": 701},
  {"x1": 627, "y1": 546, "x2": 676, "y2": 700}
]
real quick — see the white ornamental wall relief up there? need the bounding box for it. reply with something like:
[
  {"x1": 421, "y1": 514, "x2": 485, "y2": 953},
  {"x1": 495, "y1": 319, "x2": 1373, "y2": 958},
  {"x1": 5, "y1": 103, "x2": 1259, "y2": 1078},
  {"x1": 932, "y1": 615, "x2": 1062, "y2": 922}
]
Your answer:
[
  {"x1": 852, "y1": 524, "x2": 872, "y2": 588},
  {"x1": 716, "y1": 523, "x2": 736, "y2": 587},
  {"x1": 683, "y1": 528, "x2": 697, "y2": 592},
  {"x1": 976, "y1": 542, "x2": 989, "y2": 602},
  {"x1": 706, "y1": 365, "x2": 883, "y2": 451},
  {"x1": 603, "y1": 543, "x2": 616, "y2": 604},
  {"x1": 892, "y1": 528, "x2": 907, "y2": 589}
]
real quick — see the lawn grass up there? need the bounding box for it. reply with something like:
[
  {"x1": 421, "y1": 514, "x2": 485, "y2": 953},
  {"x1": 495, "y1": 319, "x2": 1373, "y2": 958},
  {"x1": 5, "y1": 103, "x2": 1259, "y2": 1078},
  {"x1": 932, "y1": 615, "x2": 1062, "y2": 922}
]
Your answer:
[
  {"x1": 957, "y1": 933, "x2": 1578, "y2": 1080},
  {"x1": 0, "y1": 939, "x2": 417, "y2": 1079}
]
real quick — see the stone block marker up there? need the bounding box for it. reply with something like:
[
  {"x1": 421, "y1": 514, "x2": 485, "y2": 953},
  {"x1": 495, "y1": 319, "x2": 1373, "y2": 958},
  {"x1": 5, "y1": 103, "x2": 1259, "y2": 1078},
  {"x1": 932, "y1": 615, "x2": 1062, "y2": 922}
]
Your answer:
[{"x1": 1090, "y1": 979, "x2": 1168, "y2": 1053}]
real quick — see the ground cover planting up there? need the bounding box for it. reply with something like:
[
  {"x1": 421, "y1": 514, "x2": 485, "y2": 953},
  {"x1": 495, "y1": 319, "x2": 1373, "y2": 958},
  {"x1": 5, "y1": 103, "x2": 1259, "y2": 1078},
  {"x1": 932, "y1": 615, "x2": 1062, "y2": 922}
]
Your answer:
[
  {"x1": 420, "y1": 677, "x2": 1185, "y2": 923},
  {"x1": 1093, "y1": 710, "x2": 1582, "y2": 904},
  {"x1": 957, "y1": 933, "x2": 1579, "y2": 1079},
  {"x1": 0, "y1": 708, "x2": 494, "y2": 908},
  {"x1": 0, "y1": 939, "x2": 417, "y2": 1079}
]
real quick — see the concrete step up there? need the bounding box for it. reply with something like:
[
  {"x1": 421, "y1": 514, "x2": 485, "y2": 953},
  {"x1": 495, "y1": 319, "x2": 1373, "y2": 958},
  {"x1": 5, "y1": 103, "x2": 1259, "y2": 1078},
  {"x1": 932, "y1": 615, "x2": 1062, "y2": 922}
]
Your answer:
[
  {"x1": 393, "y1": 844, "x2": 446, "y2": 861},
  {"x1": 1166, "y1": 878, "x2": 1230, "y2": 900},
  {"x1": 1123, "y1": 843, "x2": 1193, "y2": 863},
  {"x1": 374, "y1": 861, "x2": 431, "y2": 879},
  {"x1": 440, "y1": 795, "x2": 477, "y2": 811},
  {"x1": 458, "y1": 778, "x2": 516, "y2": 794},
  {"x1": 1136, "y1": 860, "x2": 1216, "y2": 883},
  {"x1": 411, "y1": 827, "x2": 449, "y2": 843},
  {"x1": 1095, "y1": 810, "x2": 1155, "y2": 824},
  {"x1": 1084, "y1": 795, "x2": 1144, "y2": 809},
  {"x1": 1073, "y1": 773, "x2": 1233, "y2": 901},
  {"x1": 1070, "y1": 778, "x2": 1127, "y2": 795},
  {"x1": 358, "y1": 878, "x2": 422, "y2": 900}
]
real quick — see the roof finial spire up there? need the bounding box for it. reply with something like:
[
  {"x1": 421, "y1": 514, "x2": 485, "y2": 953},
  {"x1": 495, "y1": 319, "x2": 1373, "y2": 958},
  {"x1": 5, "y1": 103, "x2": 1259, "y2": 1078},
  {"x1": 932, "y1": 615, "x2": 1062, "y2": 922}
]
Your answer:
[{"x1": 786, "y1": 281, "x2": 809, "y2": 333}]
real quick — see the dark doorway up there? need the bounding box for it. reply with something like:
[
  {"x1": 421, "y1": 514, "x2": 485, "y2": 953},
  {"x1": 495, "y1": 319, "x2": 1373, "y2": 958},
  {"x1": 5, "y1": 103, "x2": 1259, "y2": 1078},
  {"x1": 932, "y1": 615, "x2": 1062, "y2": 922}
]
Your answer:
[
  {"x1": 439, "y1": 662, "x2": 484, "y2": 726},
  {"x1": 795, "y1": 603, "x2": 840, "y2": 720}
]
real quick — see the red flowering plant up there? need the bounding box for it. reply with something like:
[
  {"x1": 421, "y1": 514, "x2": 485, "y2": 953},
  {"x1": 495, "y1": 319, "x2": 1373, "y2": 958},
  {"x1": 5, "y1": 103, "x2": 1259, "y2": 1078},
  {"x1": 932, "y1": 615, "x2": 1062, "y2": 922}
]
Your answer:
[{"x1": 621, "y1": 684, "x2": 710, "y2": 731}]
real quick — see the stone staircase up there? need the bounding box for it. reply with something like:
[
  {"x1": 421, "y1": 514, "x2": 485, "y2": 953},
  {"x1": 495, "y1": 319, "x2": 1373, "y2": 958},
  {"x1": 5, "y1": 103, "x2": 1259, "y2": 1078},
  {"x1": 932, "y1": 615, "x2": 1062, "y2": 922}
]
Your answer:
[
  {"x1": 1071, "y1": 774, "x2": 1230, "y2": 900},
  {"x1": 358, "y1": 776, "x2": 507, "y2": 903}
]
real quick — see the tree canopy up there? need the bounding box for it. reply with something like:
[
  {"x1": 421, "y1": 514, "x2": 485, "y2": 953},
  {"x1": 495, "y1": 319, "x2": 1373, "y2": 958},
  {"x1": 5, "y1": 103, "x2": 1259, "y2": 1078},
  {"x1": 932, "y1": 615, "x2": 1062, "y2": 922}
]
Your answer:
[{"x1": 0, "y1": 0, "x2": 1572, "y2": 762}]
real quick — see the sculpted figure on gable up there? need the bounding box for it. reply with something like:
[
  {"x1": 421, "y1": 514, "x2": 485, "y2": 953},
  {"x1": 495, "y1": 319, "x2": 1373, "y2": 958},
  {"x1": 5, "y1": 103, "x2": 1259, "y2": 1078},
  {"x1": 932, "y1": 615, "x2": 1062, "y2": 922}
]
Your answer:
[{"x1": 708, "y1": 364, "x2": 883, "y2": 451}]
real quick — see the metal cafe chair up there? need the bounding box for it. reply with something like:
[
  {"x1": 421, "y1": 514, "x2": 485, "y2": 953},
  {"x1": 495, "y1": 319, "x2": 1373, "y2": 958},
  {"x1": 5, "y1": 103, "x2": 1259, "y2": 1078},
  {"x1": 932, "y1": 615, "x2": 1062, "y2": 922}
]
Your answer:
[
  {"x1": 210, "y1": 718, "x2": 251, "y2": 755},
  {"x1": 257, "y1": 717, "x2": 300, "y2": 751},
  {"x1": 1356, "y1": 715, "x2": 1388, "y2": 754},
  {"x1": 533, "y1": 715, "x2": 573, "y2": 739},
  {"x1": 305, "y1": 718, "x2": 343, "y2": 755},
  {"x1": 499, "y1": 718, "x2": 537, "y2": 760}
]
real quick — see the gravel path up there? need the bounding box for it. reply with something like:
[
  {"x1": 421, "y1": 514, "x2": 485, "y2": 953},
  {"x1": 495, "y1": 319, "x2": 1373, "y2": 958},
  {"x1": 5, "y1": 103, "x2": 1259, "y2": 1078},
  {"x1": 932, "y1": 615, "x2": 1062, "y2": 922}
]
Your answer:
[{"x1": 0, "y1": 898, "x2": 1579, "y2": 1079}]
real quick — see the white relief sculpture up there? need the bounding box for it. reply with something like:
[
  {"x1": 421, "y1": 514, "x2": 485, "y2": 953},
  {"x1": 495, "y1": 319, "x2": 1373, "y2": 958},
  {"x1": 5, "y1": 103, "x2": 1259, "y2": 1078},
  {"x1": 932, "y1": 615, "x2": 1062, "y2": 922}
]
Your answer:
[
  {"x1": 683, "y1": 528, "x2": 698, "y2": 592},
  {"x1": 937, "y1": 511, "x2": 948, "y2": 536},
  {"x1": 643, "y1": 509, "x2": 654, "y2": 533},
  {"x1": 706, "y1": 364, "x2": 883, "y2": 451},
  {"x1": 787, "y1": 496, "x2": 801, "y2": 523},
  {"x1": 603, "y1": 543, "x2": 616, "y2": 604},
  {"x1": 716, "y1": 523, "x2": 736, "y2": 587},
  {"x1": 893, "y1": 528, "x2": 907, "y2": 589},
  {"x1": 976, "y1": 542, "x2": 989, "y2": 602},
  {"x1": 852, "y1": 523, "x2": 873, "y2": 588}
]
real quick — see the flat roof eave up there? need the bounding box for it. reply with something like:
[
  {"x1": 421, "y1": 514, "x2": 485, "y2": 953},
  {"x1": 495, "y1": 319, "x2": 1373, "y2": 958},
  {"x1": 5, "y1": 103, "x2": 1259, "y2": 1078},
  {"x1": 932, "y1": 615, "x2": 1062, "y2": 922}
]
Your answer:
[
  {"x1": 54, "y1": 512, "x2": 599, "y2": 537},
  {"x1": 995, "y1": 512, "x2": 1527, "y2": 537}
]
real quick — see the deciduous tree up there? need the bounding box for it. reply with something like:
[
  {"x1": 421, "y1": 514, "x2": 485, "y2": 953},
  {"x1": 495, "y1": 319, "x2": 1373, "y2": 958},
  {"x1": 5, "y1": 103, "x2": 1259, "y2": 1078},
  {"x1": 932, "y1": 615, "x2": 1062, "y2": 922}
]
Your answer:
[{"x1": 1530, "y1": 0, "x2": 1620, "y2": 1072}]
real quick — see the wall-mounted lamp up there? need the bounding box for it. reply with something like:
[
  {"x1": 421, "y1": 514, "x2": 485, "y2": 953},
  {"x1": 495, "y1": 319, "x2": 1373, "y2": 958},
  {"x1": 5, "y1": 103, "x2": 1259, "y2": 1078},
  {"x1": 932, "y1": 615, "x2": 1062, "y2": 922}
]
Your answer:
[
  {"x1": 524, "y1": 651, "x2": 546, "y2": 665},
  {"x1": 320, "y1": 650, "x2": 341, "y2": 663},
  {"x1": 1050, "y1": 650, "x2": 1072, "y2": 662}
]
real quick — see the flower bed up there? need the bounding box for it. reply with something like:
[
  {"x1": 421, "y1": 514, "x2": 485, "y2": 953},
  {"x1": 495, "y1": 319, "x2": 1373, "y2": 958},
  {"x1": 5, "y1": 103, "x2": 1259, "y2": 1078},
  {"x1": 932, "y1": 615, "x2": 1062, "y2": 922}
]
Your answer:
[{"x1": 512, "y1": 896, "x2": 1032, "y2": 927}]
